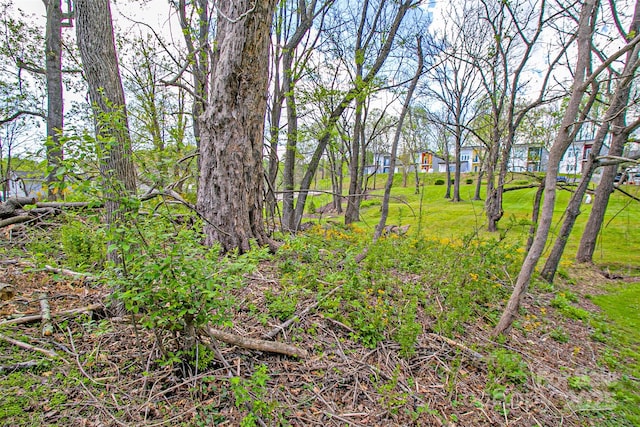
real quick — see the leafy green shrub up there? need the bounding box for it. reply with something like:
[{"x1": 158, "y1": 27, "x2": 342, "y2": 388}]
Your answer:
[
  {"x1": 307, "y1": 198, "x2": 317, "y2": 214},
  {"x1": 465, "y1": 178, "x2": 473, "y2": 184},
  {"x1": 550, "y1": 327, "x2": 569, "y2": 343},
  {"x1": 434, "y1": 179, "x2": 445, "y2": 185},
  {"x1": 60, "y1": 218, "x2": 105, "y2": 270},
  {"x1": 487, "y1": 348, "x2": 529, "y2": 399},
  {"x1": 265, "y1": 290, "x2": 298, "y2": 321},
  {"x1": 394, "y1": 297, "x2": 422, "y2": 357},
  {"x1": 276, "y1": 225, "x2": 518, "y2": 352},
  {"x1": 230, "y1": 365, "x2": 280, "y2": 426},
  {"x1": 113, "y1": 217, "x2": 269, "y2": 364}
]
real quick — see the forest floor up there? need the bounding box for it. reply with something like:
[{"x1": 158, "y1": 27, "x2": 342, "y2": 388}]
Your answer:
[
  {"x1": 1, "y1": 258, "x2": 639, "y2": 426},
  {"x1": 1, "y1": 203, "x2": 639, "y2": 426}
]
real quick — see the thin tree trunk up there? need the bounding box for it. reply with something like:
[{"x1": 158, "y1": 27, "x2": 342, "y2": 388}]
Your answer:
[
  {"x1": 473, "y1": 169, "x2": 484, "y2": 201},
  {"x1": 291, "y1": 0, "x2": 412, "y2": 230},
  {"x1": 74, "y1": 0, "x2": 137, "y2": 233},
  {"x1": 44, "y1": 0, "x2": 64, "y2": 200},
  {"x1": 282, "y1": 50, "x2": 299, "y2": 231},
  {"x1": 177, "y1": 0, "x2": 210, "y2": 152},
  {"x1": 525, "y1": 180, "x2": 544, "y2": 253},
  {"x1": 576, "y1": 0, "x2": 640, "y2": 264},
  {"x1": 345, "y1": 98, "x2": 364, "y2": 224},
  {"x1": 197, "y1": 0, "x2": 277, "y2": 253},
  {"x1": 493, "y1": 0, "x2": 598, "y2": 336},
  {"x1": 374, "y1": 38, "x2": 423, "y2": 240},
  {"x1": 453, "y1": 127, "x2": 462, "y2": 202}
]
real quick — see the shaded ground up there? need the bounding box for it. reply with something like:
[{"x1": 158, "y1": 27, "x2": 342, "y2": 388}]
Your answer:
[{"x1": 1, "y1": 258, "x2": 637, "y2": 427}]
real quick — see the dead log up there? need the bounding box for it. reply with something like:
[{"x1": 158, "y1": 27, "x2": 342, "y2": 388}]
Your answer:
[
  {"x1": 0, "y1": 215, "x2": 32, "y2": 228},
  {"x1": 0, "y1": 197, "x2": 36, "y2": 219},
  {"x1": 0, "y1": 360, "x2": 39, "y2": 373},
  {"x1": 36, "y1": 201, "x2": 99, "y2": 209},
  {"x1": 202, "y1": 326, "x2": 308, "y2": 358}
]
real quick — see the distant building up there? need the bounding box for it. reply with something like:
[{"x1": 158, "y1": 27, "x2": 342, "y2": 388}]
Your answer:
[
  {"x1": 510, "y1": 144, "x2": 549, "y2": 172},
  {"x1": 417, "y1": 146, "x2": 483, "y2": 173},
  {"x1": 363, "y1": 152, "x2": 399, "y2": 175},
  {"x1": 418, "y1": 150, "x2": 445, "y2": 172},
  {"x1": 558, "y1": 139, "x2": 605, "y2": 175}
]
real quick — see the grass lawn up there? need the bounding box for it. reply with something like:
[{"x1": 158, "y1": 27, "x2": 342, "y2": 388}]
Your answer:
[{"x1": 306, "y1": 172, "x2": 640, "y2": 268}]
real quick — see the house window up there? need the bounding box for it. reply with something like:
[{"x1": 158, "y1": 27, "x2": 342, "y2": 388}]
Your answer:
[{"x1": 461, "y1": 154, "x2": 469, "y2": 161}]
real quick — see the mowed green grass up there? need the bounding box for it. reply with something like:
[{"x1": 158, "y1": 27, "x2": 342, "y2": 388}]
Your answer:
[{"x1": 306, "y1": 172, "x2": 640, "y2": 268}]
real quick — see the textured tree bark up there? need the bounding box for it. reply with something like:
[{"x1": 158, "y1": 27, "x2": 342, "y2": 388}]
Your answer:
[
  {"x1": 75, "y1": 0, "x2": 137, "y2": 316},
  {"x1": 197, "y1": 0, "x2": 277, "y2": 253},
  {"x1": 44, "y1": 0, "x2": 64, "y2": 200}
]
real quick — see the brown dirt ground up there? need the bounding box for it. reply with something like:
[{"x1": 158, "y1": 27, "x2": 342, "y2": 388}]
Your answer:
[{"x1": 0, "y1": 254, "x2": 634, "y2": 427}]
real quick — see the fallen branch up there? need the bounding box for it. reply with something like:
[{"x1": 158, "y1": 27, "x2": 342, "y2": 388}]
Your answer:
[
  {"x1": 202, "y1": 326, "x2": 308, "y2": 358},
  {"x1": 36, "y1": 201, "x2": 97, "y2": 209},
  {"x1": 44, "y1": 265, "x2": 95, "y2": 280},
  {"x1": 0, "y1": 332, "x2": 58, "y2": 358},
  {"x1": 426, "y1": 332, "x2": 485, "y2": 363},
  {"x1": 39, "y1": 293, "x2": 54, "y2": 337},
  {"x1": 0, "y1": 360, "x2": 39, "y2": 373},
  {"x1": 0, "y1": 215, "x2": 31, "y2": 228},
  {"x1": 264, "y1": 283, "x2": 343, "y2": 339},
  {"x1": 0, "y1": 303, "x2": 103, "y2": 327}
]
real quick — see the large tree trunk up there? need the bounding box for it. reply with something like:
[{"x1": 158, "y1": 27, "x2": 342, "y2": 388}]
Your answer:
[
  {"x1": 44, "y1": 0, "x2": 64, "y2": 200},
  {"x1": 484, "y1": 129, "x2": 502, "y2": 231},
  {"x1": 493, "y1": 0, "x2": 597, "y2": 336},
  {"x1": 75, "y1": 0, "x2": 137, "y2": 316},
  {"x1": 197, "y1": 0, "x2": 277, "y2": 254},
  {"x1": 75, "y1": 0, "x2": 137, "y2": 238}
]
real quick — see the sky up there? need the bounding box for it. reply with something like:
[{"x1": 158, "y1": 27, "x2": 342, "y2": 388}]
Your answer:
[{"x1": 19, "y1": 0, "x2": 175, "y2": 33}]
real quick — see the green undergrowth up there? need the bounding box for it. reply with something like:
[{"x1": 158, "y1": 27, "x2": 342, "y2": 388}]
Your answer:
[
  {"x1": 275, "y1": 224, "x2": 520, "y2": 351},
  {"x1": 589, "y1": 282, "x2": 640, "y2": 425}
]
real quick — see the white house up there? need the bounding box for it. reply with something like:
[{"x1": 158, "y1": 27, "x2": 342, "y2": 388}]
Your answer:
[
  {"x1": 510, "y1": 144, "x2": 549, "y2": 172},
  {"x1": 558, "y1": 139, "x2": 605, "y2": 175}
]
